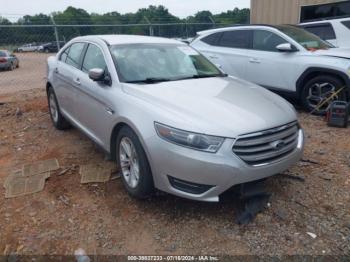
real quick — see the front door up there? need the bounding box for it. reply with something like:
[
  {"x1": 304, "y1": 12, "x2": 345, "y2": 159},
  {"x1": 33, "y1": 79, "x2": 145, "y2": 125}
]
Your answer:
[
  {"x1": 244, "y1": 30, "x2": 298, "y2": 92},
  {"x1": 74, "y1": 43, "x2": 115, "y2": 149}
]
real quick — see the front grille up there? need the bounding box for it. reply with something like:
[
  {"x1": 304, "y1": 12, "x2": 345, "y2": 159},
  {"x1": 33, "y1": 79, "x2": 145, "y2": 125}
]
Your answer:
[{"x1": 232, "y1": 122, "x2": 299, "y2": 166}]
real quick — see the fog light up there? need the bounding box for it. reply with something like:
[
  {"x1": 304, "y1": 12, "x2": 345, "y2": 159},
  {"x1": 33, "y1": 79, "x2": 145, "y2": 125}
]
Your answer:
[{"x1": 168, "y1": 176, "x2": 214, "y2": 195}]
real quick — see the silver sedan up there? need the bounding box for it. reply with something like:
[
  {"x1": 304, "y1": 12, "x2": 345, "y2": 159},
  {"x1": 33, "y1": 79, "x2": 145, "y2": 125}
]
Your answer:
[
  {"x1": 0, "y1": 50, "x2": 19, "y2": 70},
  {"x1": 46, "y1": 35, "x2": 304, "y2": 202}
]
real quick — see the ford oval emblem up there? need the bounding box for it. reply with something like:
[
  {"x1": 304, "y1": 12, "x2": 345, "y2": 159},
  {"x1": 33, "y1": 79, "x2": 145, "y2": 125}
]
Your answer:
[{"x1": 270, "y1": 140, "x2": 286, "y2": 150}]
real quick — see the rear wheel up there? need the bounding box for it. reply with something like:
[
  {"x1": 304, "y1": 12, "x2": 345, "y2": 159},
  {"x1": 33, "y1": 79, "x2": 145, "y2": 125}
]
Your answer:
[
  {"x1": 116, "y1": 126, "x2": 154, "y2": 199},
  {"x1": 301, "y1": 75, "x2": 347, "y2": 115},
  {"x1": 8, "y1": 63, "x2": 15, "y2": 71},
  {"x1": 47, "y1": 87, "x2": 71, "y2": 130}
]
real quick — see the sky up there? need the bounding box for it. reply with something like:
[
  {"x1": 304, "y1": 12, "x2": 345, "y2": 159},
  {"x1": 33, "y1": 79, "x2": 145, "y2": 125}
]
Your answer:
[{"x1": 1, "y1": 0, "x2": 250, "y2": 20}]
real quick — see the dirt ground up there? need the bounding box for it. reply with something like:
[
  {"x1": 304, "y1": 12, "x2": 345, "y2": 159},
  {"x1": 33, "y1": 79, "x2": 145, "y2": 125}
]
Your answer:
[
  {"x1": 0, "y1": 53, "x2": 51, "y2": 95},
  {"x1": 0, "y1": 54, "x2": 349, "y2": 257}
]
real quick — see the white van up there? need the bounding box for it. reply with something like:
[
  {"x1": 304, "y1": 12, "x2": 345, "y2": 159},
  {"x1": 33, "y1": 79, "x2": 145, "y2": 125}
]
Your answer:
[{"x1": 299, "y1": 17, "x2": 350, "y2": 48}]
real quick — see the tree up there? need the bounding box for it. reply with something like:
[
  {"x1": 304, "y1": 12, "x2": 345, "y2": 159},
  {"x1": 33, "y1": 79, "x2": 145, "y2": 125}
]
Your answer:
[{"x1": 0, "y1": 6, "x2": 250, "y2": 47}]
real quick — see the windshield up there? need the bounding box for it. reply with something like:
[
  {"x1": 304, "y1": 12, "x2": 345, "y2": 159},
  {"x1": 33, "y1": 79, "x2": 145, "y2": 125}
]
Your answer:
[
  {"x1": 109, "y1": 44, "x2": 224, "y2": 83},
  {"x1": 276, "y1": 25, "x2": 334, "y2": 51},
  {"x1": 0, "y1": 51, "x2": 7, "y2": 57}
]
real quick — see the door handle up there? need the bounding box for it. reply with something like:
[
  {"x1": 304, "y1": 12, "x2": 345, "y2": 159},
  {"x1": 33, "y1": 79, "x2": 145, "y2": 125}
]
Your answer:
[
  {"x1": 209, "y1": 55, "x2": 219, "y2": 59},
  {"x1": 105, "y1": 107, "x2": 114, "y2": 115},
  {"x1": 249, "y1": 58, "x2": 261, "y2": 64},
  {"x1": 54, "y1": 68, "x2": 59, "y2": 74},
  {"x1": 74, "y1": 78, "x2": 81, "y2": 86}
]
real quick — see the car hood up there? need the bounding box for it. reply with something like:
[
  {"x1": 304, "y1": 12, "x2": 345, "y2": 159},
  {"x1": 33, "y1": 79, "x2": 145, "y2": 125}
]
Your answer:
[
  {"x1": 313, "y1": 48, "x2": 350, "y2": 59},
  {"x1": 122, "y1": 77, "x2": 297, "y2": 138}
]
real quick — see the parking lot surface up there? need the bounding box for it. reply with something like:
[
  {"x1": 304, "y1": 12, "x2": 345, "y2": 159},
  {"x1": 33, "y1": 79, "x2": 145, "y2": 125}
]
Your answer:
[
  {"x1": 0, "y1": 54, "x2": 349, "y2": 256},
  {"x1": 0, "y1": 53, "x2": 50, "y2": 95}
]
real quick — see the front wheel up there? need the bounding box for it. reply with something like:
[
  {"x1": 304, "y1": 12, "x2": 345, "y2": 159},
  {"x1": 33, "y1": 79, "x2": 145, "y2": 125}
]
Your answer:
[
  {"x1": 116, "y1": 126, "x2": 154, "y2": 199},
  {"x1": 301, "y1": 75, "x2": 347, "y2": 115},
  {"x1": 8, "y1": 63, "x2": 15, "y2": 71}
]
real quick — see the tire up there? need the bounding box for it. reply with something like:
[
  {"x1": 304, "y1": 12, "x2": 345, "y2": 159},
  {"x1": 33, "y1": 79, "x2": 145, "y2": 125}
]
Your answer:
[
  {"x1": 301, "y1": 75, "x2": 347, "y2": 115},
  {"x1": 47, "y1": 87, "x2": 71, "y2": 130},
  {"x1": 116, "y1": 126, "x2": 154, "y2": 199},
  {"x1": 45, "y1": 49, "x2": 49, "y2": 53},
  {"x1": 8, "y1": 63, "x2": 14, "y2": 71}
]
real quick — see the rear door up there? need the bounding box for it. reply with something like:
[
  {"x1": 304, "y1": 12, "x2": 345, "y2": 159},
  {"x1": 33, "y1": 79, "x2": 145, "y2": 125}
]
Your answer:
[
  {"x1": 53, "y1": 42, "x2": 86, "y2": 120},
  {"x1": 194, "y1": 30, "x2": 252, "y2": 79}
]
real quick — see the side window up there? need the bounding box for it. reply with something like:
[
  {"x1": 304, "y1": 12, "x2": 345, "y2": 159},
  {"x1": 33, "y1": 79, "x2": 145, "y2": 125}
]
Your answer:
[
  {"x1": 341, "y1": 20, "x2": 350, "y2": 29},
  {"x1": 59, "y1": 46, "x2": 70, "y2": 62},
  {"x1": 82, "y1": 44, "x2": 107, "y2": 73},
  {"x1": 253, "y1": 30, "x2": 287, "y2": 52},
  {"x1": 201, "y1": 32, "x2": 222, "y2": 46},
  {"x1": 65, "y1": 43, "x2": 85, "y2": 69},
  {"x1": 218, "y1": 30, "x2": 252, "y2": 49},
  {"x1": 302, "y1": 24, "x2": 336, "y2": 40}
]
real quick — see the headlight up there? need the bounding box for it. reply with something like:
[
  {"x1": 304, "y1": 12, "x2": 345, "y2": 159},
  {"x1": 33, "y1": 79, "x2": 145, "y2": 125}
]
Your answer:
[{"x1": 155, "y1": 122, "x2": 224, "y2": 153}]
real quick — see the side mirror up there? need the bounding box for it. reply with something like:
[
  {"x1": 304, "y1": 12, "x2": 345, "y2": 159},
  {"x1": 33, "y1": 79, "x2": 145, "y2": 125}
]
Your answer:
[
  {"x1": 276, "y1": 43, "x2": 297, "y2": 52},
  {"x1": 89, "y1": 68, "x2": 112, "y2": 86}
]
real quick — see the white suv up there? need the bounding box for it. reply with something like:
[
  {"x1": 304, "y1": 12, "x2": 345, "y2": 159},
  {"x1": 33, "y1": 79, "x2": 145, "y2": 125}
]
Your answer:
[
  {"x1": 191, "y1": 25, "x2": 350, "y2": 114},
  {"x1": 299, "y1": 17, "x2": 350, "y2": 48}
]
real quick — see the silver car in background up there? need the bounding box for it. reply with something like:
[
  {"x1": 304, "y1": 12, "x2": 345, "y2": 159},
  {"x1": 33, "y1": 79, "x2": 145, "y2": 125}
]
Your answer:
[
  {"x1": 46, "y1": 35, "x2": 304, "y2": 202},
  {"x1": 0, "y1": 50, "x2": 19, "y2": 71}
]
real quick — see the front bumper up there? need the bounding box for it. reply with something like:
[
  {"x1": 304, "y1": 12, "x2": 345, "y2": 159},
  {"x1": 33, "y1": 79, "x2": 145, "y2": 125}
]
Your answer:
[{"x1": 147, "y1": 129, "x2": 304, "y2": 202}]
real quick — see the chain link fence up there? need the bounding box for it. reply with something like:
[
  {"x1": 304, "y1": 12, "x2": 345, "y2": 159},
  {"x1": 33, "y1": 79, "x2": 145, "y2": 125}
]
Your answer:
[{"x1": 0, "y1": 22, "x2": 229, "y2": 95}]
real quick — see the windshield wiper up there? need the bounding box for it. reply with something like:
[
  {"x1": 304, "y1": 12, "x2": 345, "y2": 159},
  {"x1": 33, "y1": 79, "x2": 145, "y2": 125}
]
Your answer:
[
  {"x1": 175, "y1": 73, "x2": 228, "y2": 81},
  {"x1": 193, "y1": 73, "x2": 228, "y2": 79},
  {"x1": 125, "y1": 77, "x2": 171, "y2": 84},
  {"x1": 125, "y1": 73, "x2": 228, "y2": 84}
]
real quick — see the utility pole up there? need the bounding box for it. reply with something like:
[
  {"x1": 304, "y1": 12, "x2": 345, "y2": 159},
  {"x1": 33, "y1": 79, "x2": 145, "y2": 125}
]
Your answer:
[
  {"x1": 209, "y1": 16, "x2": 216, "y2": 28},
  {"x1": 144, "y1": 16, "x2": 154, "y2": 36},
  {"x1": 185, "y1": 18, "x2": 189, "y2": 39},
  {"x1": 50, "y1": 15, "x2": 60, "y2": 51}
]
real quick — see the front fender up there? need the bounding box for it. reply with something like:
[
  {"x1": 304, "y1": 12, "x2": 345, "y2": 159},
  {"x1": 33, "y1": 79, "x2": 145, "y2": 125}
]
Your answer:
[{"x1": 296, "y1": 67, "x2": 350, "y2": 98}]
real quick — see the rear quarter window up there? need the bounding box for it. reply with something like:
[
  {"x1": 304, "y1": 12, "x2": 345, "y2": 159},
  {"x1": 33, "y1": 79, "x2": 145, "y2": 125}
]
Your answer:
[{"x1": 201, "y1": 32, "x2": 223, "y2": 46}]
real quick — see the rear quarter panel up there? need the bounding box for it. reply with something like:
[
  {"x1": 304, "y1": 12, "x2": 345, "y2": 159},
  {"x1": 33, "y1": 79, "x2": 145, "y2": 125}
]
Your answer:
[{"x1": 46, "y1": 56, "x2": 57, "y2": 84}]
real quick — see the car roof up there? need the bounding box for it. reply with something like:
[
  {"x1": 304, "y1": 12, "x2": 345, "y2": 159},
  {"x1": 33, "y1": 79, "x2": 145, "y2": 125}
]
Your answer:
[
  {"x1": 73, "y1": 34, "x2": 185, "y2": 46},
  {"x1": 300, "y1": 16, "x2": 350, "y2": 25},
  {"x1": 197, "y1": 24, "x2": 279, "y2": 35}
]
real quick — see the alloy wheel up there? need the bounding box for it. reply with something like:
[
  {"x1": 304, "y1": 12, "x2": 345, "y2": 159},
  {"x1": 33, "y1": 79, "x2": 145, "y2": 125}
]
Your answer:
[
  {"x1": 306, "y1": 82, "x2": 338, "y2": 113},
  {"x1": 119, "y1": 137, "x2": 140, "y2": 189},
  {"x1": 49, "y1": 93, "x2": 58, "y2": 123}
]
